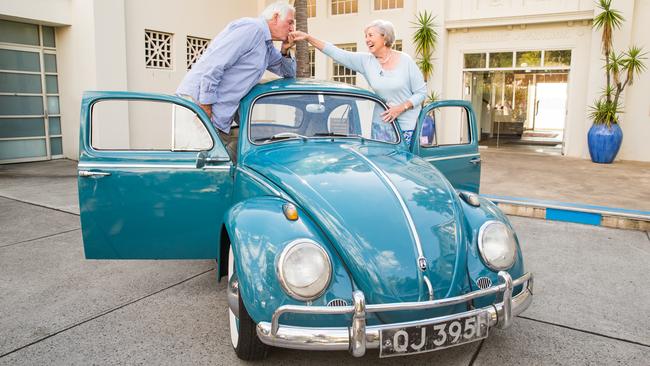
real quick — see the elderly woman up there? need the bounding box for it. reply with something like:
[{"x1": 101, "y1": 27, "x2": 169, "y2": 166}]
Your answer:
[{"x1": 292, "y1": 20, "x2": 427, "y2": 145}]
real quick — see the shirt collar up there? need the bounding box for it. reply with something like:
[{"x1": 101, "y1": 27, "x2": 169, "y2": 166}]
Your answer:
[{"x1": 258, "y1": 16, "x2": 272, "y2": 42}]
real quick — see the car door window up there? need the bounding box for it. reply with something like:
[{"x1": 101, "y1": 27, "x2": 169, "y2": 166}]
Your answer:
[
  {"x1": 420, "y1": 106, "x2": 470, "y2": 148},
  {"x1": 91, "y1": 99, "x2": 213, "y2": 151}
]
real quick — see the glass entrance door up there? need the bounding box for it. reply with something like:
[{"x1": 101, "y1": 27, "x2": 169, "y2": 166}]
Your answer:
[
  {"x1": 462, "y1": 50, "x2": 570, "y2": 154},
  {"x1": 0, "y1": 20, "x2": 62, "y2": 163}
]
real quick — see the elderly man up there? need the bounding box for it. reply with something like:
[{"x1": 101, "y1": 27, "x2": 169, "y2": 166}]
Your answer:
[{"x1": 176, "y1": 1, "x2": 296, "y2": 160}]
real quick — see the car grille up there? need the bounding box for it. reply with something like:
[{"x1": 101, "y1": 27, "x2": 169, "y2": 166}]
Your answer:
[
  {"x1": 327, "y1": 298, "x2": 349, "y2": 307},
  {"x1": 476, "y1": 277, "x2": 493, "y2": 289}
]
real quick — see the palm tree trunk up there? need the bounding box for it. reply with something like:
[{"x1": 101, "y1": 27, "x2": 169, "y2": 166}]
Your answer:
[{"x1": 294, "y1": 0, "x2": 310, "y2": 78}]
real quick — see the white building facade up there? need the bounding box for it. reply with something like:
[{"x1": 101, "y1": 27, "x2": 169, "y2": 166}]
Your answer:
[{"x1": 0, "y1": 0, "x2": 648, "y2": 163}]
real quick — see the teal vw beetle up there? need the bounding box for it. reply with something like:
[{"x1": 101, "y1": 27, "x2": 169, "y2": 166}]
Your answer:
[{"x1": 78, "y1": 79, "x2": 533, "y2": 360}]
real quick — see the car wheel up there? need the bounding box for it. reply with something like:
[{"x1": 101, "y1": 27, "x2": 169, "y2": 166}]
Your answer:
[{"x1": 228, "y1": 246, "x2": 269, "y2": 360}]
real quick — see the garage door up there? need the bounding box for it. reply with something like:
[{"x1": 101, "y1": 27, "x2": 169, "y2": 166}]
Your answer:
[{"x1": 0, "y1": 19, "x2": 62, "y2": 163}]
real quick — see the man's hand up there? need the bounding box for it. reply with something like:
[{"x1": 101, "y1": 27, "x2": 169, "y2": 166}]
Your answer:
[
  {"x1": 281, "y1": 33, "x2": 296, "y2": 55},
  {"x1": 199, "y1": 103, "x2": 212, "y2": 119}
]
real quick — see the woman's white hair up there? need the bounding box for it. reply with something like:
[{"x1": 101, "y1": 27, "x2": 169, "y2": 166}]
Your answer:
[
  {"x1": 260, "y1": 1, "x2": 295, "y2": 21},
  {"x1": 364, "y1": 19, "x2": 396, "y2": 47}
]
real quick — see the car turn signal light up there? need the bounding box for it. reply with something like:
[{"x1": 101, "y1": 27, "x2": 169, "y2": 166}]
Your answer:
[{"x1": 283, "y1": 203, "x2": 299, "y2": 221}]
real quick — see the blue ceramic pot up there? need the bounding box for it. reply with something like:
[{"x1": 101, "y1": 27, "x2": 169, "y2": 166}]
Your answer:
[{"x1": 587, "y1": 123, "x2": 623, "y2": 164}]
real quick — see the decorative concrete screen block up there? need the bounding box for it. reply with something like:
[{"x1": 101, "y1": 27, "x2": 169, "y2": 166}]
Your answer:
[
  {"x1": 145, "y1": 30, "x2": 173, "y2": 69},
  {"x1": 186, "y1": 36, "x2": 210, "y2": 70}
]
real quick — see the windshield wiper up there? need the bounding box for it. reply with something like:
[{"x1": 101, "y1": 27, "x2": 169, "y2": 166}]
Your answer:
[
  {"x1": 255, "y1": 132, "x2": 308, "y2": 143},
  {"x1": 314, "y1": 132, "x2": 366, "y2": 142},
  {"x1": 314, "y1": 132, "x2": 351, "y2": 137}
]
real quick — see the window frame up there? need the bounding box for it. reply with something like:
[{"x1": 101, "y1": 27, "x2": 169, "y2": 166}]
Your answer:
[
  {"x1": 330, "y1": 0, "x2": 359, "y2": 16},
  {"x1": 89, "y1": 98, "x2": 214, "y2": 152},
  {"x1": 331, "y1": 43, "x2": 357, "y2": 85},
  {"x1": 419, "y1": 106, "x2": 472, "y2": 148},
  {"x1": 246, "y1": 91, "x2": 401, "y2": 146},
  {"x1": 373, "y1": 0, "x2": 404, "y2": 11}
]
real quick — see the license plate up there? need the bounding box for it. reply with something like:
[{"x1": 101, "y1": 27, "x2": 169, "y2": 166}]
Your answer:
[{"x1": 379, "y1": 311, "x2": 490, "y2": 358}]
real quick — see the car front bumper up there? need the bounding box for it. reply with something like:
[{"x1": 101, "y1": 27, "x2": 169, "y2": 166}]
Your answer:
[{"x1": 256, "y1": 271, "x2": 533, "y2": 357}]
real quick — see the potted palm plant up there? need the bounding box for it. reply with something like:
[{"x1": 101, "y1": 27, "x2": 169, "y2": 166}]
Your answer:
[{"x1": 588, "y1": 0, "x2": 646, "y2": 163}]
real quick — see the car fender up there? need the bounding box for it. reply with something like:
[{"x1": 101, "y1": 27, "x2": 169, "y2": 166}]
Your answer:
[
  {"x1": 458, "y1": 193, "x2": 526, "y2": 306},
  {"x1": 224, "y1": 196, "x2": 353, "y2": 324}
]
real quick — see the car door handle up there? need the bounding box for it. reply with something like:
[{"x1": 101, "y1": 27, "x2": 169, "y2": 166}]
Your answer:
[
  {"x1": 78, "y1": 170, "x2": 111, "y2": 178},
  {"x1": 469, "y1": 157, "x2": 482, "y2": 165}
]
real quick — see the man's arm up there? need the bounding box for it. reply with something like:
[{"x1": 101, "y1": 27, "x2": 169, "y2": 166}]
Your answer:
[
  {"x1": 267, "y1": 34, "x2": 296, "y2": 77},
  {"x1": 197, "y1": 22, "x2": 262, "y2": 105}
]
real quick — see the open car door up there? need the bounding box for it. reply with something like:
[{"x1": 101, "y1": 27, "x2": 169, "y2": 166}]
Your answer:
[
  {"x1": 78, "y1": 92, "x2": 232, "y2": 259},
  {"x1": 411, "y1": 100, "x2": 481, "y2": 193}
]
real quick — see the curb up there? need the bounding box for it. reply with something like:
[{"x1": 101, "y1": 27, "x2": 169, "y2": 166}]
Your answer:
[{"x1": 483, "y1": 195, "x2": 650, "y2": 232}]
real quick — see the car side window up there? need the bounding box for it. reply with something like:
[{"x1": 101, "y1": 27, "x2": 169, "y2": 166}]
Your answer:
[
  {"x1": 91, "y1": 99, "x2": 213, "y2": 151},
  {"x1": 420, "y1": 106, "x2": 470, "y2": 148}
]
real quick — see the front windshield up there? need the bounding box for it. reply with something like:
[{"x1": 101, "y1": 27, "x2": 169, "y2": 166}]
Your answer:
[{"x1": 249, "y1": 93, "x2": 399, "y2": 144}]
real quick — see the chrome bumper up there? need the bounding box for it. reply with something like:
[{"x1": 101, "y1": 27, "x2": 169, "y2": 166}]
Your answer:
[{"x1": 257, "y1": 271, "x2": 533, "y2": 357}]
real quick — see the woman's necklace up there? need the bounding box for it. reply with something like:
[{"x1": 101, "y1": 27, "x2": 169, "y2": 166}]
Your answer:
[{"x1": 377, "y1": 50, "x2": 393, "y2": 65}]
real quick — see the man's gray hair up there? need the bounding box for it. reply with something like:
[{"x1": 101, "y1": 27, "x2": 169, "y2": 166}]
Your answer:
[
  {"x1": 364, "y1": 19, "x2": 396, "y2": 47},
  {"x1": 261, "y1": 1, "x2": 295, "y2": 21}
]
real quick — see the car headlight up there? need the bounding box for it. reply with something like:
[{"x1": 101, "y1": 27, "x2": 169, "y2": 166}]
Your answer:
[
  {"x1": 478, "y1": 221, "x2": 517, "y2": 271},
  {"x1": 277, "y1": 239, "x2": 332, "y2": 301}
]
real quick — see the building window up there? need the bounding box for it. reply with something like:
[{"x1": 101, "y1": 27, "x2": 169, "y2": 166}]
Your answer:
[
  {"x1": 392, "y1": 40, "x2": 402, "y2": 51},
  {"x1": 145, "y1": 30, "x2": 173, "y2": 69},
  {"x1": 489, "y1": 52, "x2": 514, "y2": 68},
  {"x1": 332, "y1": 43, "x2": 357, "y2": 84},
  {"x1": 309, "y1": 47, "x2": 316, "y2": 78},
  {"x1": 464, "y1": 53, "x2": 486, "y2": 69},
  {"x1": 516, "y1": 51, "x2": 541, "y2": 68},
  {"x1": 308, "y1": 0, "x2": 316, "y2": 18},
  {"x1": 544, "y1": 50, "x2": 572, "y2": 67},
  {"x1": 374, "y1": 0, "x2": 404, "y2": 10},
  {"x1": 331, "y1": 0, "x2": 358, "y2": 15},
  {"x1": 186, "y1": 36, "x2": 210, "y2": 70}
]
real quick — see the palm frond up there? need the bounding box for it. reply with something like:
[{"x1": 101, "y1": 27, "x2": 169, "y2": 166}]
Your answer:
[
  {"x1": 425, "y1": 90, "x2": 440, "y2": 104},
  {"x1": 416, "y1": 55, "x2": 434, "y2": 82},
  {"x1": 593, "y1": 0, "x2": 625, "y2": 54},
  {"x1": 622, "y1": 46, "x2": 648, "y2": 85},
  {"x1": 589, "y1": 98, "x2": 621, "y2": 127},
  {"x1": 411, "y1": 11, "x2": 438, "y2": 82}
]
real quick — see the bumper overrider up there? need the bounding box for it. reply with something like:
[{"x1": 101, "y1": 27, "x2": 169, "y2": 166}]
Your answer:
[{"x1": 255, "y1": 271, "x2": 533, "y2": 357}]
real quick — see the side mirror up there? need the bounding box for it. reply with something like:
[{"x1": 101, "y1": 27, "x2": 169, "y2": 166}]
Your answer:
[{"x1": 196, "y1": 150, "x2": 208, "y2": 169}]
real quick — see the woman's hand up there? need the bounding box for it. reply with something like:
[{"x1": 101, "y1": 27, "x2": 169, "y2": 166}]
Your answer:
[
  {"x1": 290, "y1": 31, "x2": 309, "y2": 42},
  {"x1": 281, "y1": 33, "x2": 296, "y2": 55},
  {"x1": 290, "y1": 31, "x2": 325, "y2": 50},
  {"x1": 381, "y1": 103, "x2": 407, "y2": 123}
]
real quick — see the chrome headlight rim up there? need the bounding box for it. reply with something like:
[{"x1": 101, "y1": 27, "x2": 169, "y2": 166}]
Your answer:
[
  {"x1": 276, "y1": 238, "x2": 332, "y2": 302},
  {"x1": 477, "y1": 220, "x2": 517, "y2": 271}
]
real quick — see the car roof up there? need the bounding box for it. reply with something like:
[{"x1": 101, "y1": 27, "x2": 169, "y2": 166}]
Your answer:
[{"x1": 248, "y1": 78, "x2": 380, "y2": 100}]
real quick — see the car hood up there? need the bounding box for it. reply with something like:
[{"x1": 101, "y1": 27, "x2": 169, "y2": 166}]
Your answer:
[{"x1": 244, "y1": 141, "x2": 467, "y2": 316}]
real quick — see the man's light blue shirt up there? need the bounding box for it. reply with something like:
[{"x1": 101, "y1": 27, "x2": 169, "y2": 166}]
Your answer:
[{"x1": 176, "y1": 17, "x2": 296, "y2": 133}]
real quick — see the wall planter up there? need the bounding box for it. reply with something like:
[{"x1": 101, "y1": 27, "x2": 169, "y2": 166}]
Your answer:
[{"x1": 587, "y1": 123, "x2": 623, "y2": 164}]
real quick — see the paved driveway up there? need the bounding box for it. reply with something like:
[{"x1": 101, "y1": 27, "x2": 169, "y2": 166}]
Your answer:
[{"x1": 1, "y1": 194, "x2": 648, "y2": 365}]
